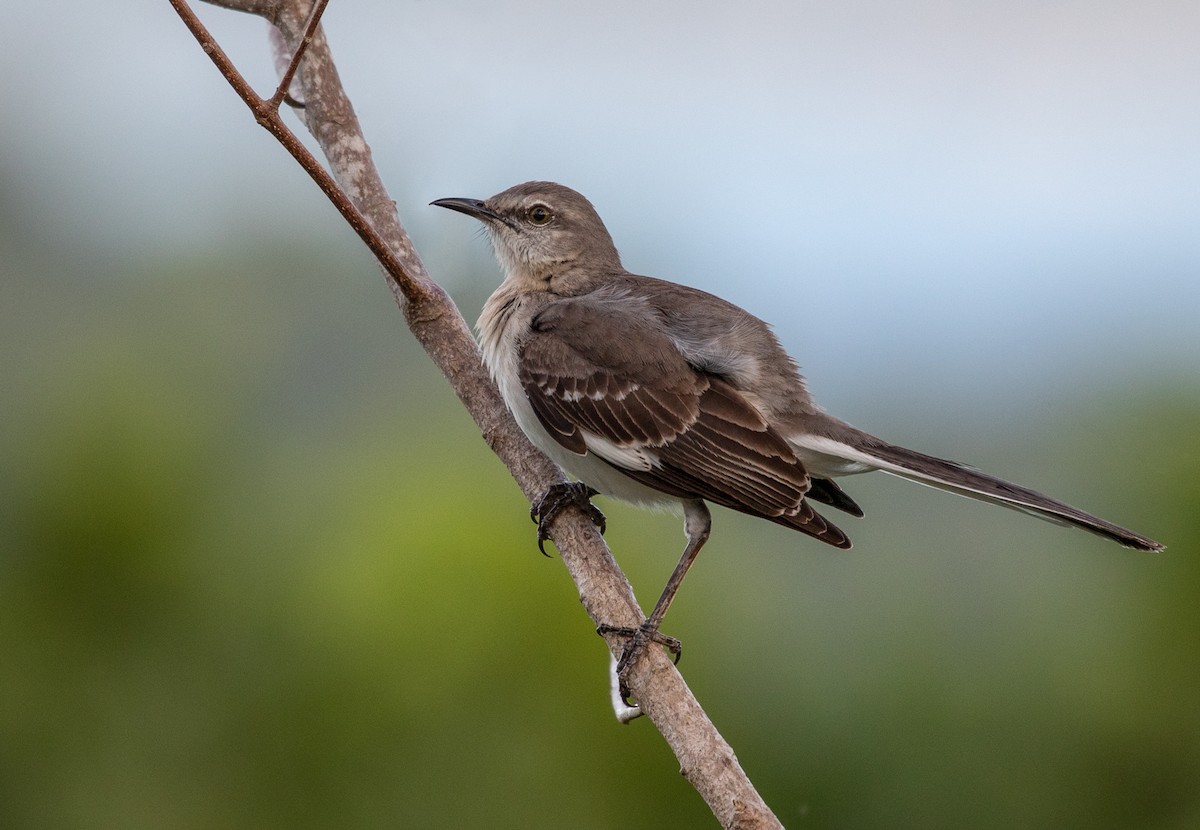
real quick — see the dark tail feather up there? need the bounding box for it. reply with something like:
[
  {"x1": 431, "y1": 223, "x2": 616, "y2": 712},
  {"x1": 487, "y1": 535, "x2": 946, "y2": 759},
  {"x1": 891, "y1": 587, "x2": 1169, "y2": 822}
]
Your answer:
[
  {"x1": 856, "y1": 439, "x2": 1163, "y2": 552},
  {"x1": 807, "y1": 477, "x2": 865, "y2": 517}
]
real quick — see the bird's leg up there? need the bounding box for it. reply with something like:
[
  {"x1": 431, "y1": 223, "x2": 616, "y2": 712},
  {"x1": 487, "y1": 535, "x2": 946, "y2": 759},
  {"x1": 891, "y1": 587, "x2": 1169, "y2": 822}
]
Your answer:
[
  {"x1": 530, "y1": 482, "x2": 606, "y2": 556},
  {"x1": 602, "y1": 500, "x2": 711, "y2": 701}
]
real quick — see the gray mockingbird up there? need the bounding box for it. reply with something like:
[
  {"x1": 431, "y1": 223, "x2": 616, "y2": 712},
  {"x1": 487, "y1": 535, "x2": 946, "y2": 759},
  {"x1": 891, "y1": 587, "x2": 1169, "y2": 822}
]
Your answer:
[{"x1": 432, "y1": 181, "x2": 1163, "y2": 694}]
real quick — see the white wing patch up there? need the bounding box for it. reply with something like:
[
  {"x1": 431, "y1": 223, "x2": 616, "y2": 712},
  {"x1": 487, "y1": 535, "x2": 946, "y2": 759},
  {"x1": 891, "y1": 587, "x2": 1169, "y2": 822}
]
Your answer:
[{"x1": 582, "y1": 431, "x2": 656, "y2": 472}]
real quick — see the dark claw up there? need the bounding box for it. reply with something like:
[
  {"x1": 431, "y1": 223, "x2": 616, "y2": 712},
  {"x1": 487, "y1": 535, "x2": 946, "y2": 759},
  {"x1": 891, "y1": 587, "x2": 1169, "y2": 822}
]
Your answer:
[
  {"x1": 531, "y1": 482, "x2": 605, "y2": 556},
  {"x1": 597, "y1": 623, "x2": 683, "y2": 704}
]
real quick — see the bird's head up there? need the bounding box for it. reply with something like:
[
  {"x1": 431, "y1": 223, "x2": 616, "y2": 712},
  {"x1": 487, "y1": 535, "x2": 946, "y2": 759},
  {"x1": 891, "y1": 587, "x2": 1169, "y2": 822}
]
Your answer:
[{"x1": 432, "y1": 181, "x2": 623, "y2": 290}]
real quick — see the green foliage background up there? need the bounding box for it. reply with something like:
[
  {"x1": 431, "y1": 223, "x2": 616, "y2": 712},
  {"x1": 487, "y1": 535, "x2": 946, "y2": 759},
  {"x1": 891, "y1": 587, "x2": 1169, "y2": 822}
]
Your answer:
[{"x1": 2, "y1": 234, "x2": 1197, "y2": 829}]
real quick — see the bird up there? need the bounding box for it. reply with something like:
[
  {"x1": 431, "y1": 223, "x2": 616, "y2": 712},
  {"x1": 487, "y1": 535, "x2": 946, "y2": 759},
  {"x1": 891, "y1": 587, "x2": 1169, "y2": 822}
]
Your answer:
[{"x1": 431, "y1": 181, "x2": 1163, "y2": 691}]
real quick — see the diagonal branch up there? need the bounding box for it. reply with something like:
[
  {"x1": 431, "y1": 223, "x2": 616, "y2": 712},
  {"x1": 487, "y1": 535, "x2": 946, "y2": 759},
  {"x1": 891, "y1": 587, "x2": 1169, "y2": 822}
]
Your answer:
[{"x1": 170, "y1": 1, "x2": 783, "y2": 826}]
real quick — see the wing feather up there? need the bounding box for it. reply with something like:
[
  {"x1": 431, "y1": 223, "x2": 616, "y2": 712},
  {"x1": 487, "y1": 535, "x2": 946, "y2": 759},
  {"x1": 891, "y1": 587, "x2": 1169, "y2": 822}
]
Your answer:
[{"x1": 516, "y1": 295, "x2": 850, "y2": 548}]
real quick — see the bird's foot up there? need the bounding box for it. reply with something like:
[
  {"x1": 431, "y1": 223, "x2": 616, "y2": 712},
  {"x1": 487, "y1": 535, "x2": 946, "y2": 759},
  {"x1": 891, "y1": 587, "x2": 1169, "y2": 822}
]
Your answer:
[
  {"x1": 530, "y1": 482, "x2": 606, "y2": 556},
  {"x1": 597, "y1": 622, "x2": 682, "y2": 704}
]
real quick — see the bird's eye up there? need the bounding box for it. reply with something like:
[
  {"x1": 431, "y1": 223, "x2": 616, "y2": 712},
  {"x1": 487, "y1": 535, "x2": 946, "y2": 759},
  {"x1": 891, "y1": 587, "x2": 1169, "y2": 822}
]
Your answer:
[{"x1": 526, "y1": 205, "x2": 553, "y2": 226}]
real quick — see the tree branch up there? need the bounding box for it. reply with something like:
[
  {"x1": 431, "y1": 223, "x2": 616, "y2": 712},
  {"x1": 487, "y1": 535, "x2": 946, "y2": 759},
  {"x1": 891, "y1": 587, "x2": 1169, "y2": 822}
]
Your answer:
[{"x1": 170, "y1": 1, "x2": 782, "y2": 826}]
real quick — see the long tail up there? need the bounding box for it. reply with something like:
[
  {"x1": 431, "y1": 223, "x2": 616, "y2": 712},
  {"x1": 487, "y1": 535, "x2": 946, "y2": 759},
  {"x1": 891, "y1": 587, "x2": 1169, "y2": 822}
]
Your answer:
[{"x1": 791, "y1": 429, "x2": 1163, "y2": 552}]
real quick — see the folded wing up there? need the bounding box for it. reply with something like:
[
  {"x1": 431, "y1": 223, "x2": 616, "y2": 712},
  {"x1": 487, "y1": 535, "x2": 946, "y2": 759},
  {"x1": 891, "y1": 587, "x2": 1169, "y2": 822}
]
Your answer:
[{"x1": 519, "y1": 296, "x2": 851, "y2": 549}]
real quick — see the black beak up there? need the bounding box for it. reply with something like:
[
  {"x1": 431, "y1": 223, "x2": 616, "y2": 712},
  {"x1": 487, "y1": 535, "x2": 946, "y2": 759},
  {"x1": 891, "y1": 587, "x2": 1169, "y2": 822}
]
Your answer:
[{"x1": 430, "y1": 197, "x2": 501, "y2": 222}]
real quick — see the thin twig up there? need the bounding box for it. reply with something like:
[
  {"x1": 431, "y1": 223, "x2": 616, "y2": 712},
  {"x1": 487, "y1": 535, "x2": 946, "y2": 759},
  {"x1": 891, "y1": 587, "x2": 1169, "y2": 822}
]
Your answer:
[
  {"x1": 167, "y1": 0, "x2": 427, "y2": 303},
  {"x1": 170, "y1": 2, "x2": 784, "y2": 826},
  {"x1": 268, "y1": 0, "x2": 329, "y2": 108}
]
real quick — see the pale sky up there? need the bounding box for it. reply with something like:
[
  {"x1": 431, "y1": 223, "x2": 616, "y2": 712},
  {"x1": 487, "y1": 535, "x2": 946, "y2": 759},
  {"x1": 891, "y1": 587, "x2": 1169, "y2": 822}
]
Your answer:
[{"x1": 3, "y1": 0, "x2": 1197, "y2": 411}]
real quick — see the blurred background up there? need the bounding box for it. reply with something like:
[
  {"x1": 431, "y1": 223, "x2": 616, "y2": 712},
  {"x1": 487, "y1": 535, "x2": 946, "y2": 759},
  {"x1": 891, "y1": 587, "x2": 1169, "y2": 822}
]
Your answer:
[{"x1": 2, "y1": 1, "x2": 1198, "y2": 827}]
